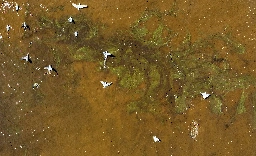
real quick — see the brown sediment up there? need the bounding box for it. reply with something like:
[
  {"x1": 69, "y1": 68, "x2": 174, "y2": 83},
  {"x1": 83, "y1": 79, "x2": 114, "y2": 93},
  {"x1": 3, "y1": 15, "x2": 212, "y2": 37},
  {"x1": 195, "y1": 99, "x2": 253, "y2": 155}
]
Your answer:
[{"x1": 0, "y1": 0, "x2": 255, "y2": 155}]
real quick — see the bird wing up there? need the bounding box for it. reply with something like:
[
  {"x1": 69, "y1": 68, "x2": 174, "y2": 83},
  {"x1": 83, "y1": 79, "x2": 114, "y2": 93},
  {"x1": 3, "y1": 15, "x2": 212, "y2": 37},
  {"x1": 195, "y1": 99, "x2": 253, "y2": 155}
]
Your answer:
[
  {"x1": 80, "y1": 5, "x2": 88, "y2": 8},
  {"x1": 72, "y1": 3, "x2": 79, "y2": 9}
]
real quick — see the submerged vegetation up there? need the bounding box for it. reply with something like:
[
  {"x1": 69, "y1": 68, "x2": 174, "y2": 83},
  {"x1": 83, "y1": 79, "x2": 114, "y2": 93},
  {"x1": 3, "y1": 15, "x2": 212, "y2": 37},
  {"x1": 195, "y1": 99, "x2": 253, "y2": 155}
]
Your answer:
[{"x1": 32, "y1": 8, "x2": 256, "y2": 116}]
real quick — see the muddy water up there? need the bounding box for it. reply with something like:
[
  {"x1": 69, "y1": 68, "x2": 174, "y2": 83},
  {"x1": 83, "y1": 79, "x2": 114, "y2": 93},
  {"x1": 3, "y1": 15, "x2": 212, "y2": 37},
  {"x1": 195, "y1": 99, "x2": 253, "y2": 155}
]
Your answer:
[{"x1": 0, "y1": 0, "x2": 255, "y2": 155}]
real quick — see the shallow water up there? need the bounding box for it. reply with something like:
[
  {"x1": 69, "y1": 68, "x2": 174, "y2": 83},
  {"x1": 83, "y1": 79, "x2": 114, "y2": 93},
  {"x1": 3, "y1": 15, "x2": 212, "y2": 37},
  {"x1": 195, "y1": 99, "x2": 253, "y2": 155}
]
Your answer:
[{"x1": 0, "y1": 0, "x2": 255, "y2": 155}]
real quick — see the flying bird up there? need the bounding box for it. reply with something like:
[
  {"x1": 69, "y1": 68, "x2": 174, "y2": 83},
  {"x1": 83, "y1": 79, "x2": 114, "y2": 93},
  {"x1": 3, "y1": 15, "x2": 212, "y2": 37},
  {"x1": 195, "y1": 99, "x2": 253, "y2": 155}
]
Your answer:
[
  {"x1": 6, "y1": 25, "x2": 11, "y2": 31},
  {"x1": 74, "y1": 31, "x2": 78, "y2": 37},
  {"x1": 21, "y1": 53, "x2": 32, "y2": 63},
  {"x1": 72, "y1": 3, "x2": 88, "y2": 10},
  {"x1": 103, "y1": 51, "x2": 115, "y2": 60},
  {"x1": 68, "y1": 17, "x2": 75, "y2": 24},
  {"x1": 102, "y1": 51, "x2": 115, "y2": 68},
  {"x1": 15, "y1": 3, "x2": 19, "y2": 12},
  {"x1": 21, "y1": 22, "x2": 30, "y2": 30},
  {"x1": 201, "y1": 92, "x2": 210, "y2": 99},
  {"x1": 100, "y1": 81, "x2": 112, "y2": 88},
  {"x1": 44, "y1": 65, "x2": 58, "y2": 75}
]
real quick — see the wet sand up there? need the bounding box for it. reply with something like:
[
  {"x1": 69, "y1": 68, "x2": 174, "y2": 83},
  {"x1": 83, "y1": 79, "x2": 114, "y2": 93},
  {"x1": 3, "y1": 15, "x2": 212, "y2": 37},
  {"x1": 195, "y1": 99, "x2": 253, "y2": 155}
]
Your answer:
[{"x1": 0, "y1": 0, "x2": 255, "y2": 155}]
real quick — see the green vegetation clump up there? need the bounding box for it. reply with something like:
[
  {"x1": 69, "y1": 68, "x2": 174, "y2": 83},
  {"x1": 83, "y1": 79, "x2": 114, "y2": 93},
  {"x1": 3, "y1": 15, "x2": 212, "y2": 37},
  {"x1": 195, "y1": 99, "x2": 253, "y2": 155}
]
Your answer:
[
  {"x1": 236, "y1": 90, "x2": 247, "y2": 114},
  {"x1": 209, "y1": 95, "x2": 222, "y2": 114},
  {"x1": 174, "y1": 95, "x2": 188, "y2": 114},
  {"x1": 148, "y1": 65, "x2": 161, "y2": 92},
  {"x1": 32, "y1": 9, "x2": 256, "y2": 115},
  {"x1": 251, "y1": 92, "x2": 256, "y2": 129},
  {"x1": 119, "y1": 69, "x2": 144, "y2": 89}
]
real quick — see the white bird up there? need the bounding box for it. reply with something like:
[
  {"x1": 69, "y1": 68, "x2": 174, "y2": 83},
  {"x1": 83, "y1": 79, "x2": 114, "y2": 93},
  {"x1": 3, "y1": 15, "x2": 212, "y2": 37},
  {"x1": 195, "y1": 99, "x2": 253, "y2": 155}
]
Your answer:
[
  {"x1": 44, "y1": 65, "x2": 53, "y2": 74},
  {"x1": 72, "y1": 3, "x2": 88, "y2": 10},
  {"x1": 15, "y1": 3, "x2": 19, "y2": 12},
  {"x1": 21, "y1": 53, "x2": 32, "y2": 63},
  {"x1": 153, "y1": 136, "x2": 161, "y2": 142},
  {"x1": 102, "y1": 51, "x2": 114, "y2": 68},
  {"x1": 68, "y1": 17, "x2": 73, "y2": 23},
  {"x1": 21, "y1": 22, "x2": 30, "y2": 30},
  {"x1": 74, "y1": 31, "x2": 78, "y2": 37},
  {"x1": 6, "y1": 25, "x2": 11, "y2": 31},
  {"x1": 68, "y1": 17, "x2": 75, "y2": 23},
  {"x1": 100, "y1": 81, "x2": 112, "y2": 88},
  {"x1": 32, "y1": 83, "x2": 40, "y2": 89},
  {"x1": 103, "y1": 51, "x2": 112, "y2": 60},
  {"x1": 201, "y1": 92, "x2": 210, "y2": 99}
]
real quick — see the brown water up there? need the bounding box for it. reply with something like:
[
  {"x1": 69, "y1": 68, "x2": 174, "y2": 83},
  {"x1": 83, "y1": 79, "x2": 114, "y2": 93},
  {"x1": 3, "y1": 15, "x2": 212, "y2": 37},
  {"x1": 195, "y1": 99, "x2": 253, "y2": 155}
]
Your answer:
[{"x1": 0, "y1": 0, "x2": 255, "y2": 155}]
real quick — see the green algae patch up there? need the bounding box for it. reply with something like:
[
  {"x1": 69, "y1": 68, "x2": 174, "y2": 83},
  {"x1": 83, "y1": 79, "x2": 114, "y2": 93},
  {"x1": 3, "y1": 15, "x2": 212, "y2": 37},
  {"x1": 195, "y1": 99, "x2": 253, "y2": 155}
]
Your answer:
[
  {"x1": 32, "y1": 9, "x2": 256, "y2": 117},
  {"x1": 131, "y1": 10, "x2": 174, "y2": 48},
  {"x1": 209, "y1": 95, "x2": 222, "y2": 114},
  {"x1": 221, "y1": 34, "x2": 246, "y2": 54},
  {"x1": 119, "y1": 69, "x2": 144, "y2": 89},
  {"x1": 110, "y1": 66, "x2": 126, "y2": 77},
  {"x1": 236, "y1": 90, "x2": 247, "y2": 114},
  {"x1": 147, "y1": 65, "x2": 161, "y2": 92},
  {"x1": 127, "y1": 98, "x2": 161, "y2": 115},
  {"x1": 251, "y1": 92, "x2": 256, "y2": 129},
  {"x1": 73, "y1": 46, "x2": 97, "y2": 61},
  {"x1": 131, "y1": 27, "x2": 148, "y2": 39},
  {"x1": 174, "y1": 95, "x2": 188, "y2": 114},
  {"x1": 127, "y1": 101, "x2": 141, "y2": 114}
]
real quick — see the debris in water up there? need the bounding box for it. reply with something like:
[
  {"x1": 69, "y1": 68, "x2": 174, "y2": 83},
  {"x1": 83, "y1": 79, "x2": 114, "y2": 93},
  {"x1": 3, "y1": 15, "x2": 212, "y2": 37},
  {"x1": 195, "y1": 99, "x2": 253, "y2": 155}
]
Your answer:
[{"x1": 190, "y1": 120, "x2": 199, "y2": 140}]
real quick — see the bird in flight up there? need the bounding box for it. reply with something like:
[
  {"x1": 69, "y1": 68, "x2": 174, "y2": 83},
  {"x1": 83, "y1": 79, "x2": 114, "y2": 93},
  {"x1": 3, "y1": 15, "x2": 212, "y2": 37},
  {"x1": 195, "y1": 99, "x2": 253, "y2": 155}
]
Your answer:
[
  {"x1": 100, "y1": 81, "x2": 112, "y2": 88},
  {"x1": 102, "y1": 51, "x2": 115, "y2": 68},
  {"x1": 72, "y1": 3, "x2": 88, "y2": 10},
  {"x1": 21, "y1": 53, "x2": 32, "y2": 63},
  {"x1": 201, "y1": 92, "x2": 210, "y2": 99},
  {"x1": 44, "y1": 65, "x2": 58, "y2": 75},
  {"x1": 21, "y1": 22, "x2": 30, "y2": 30}
]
